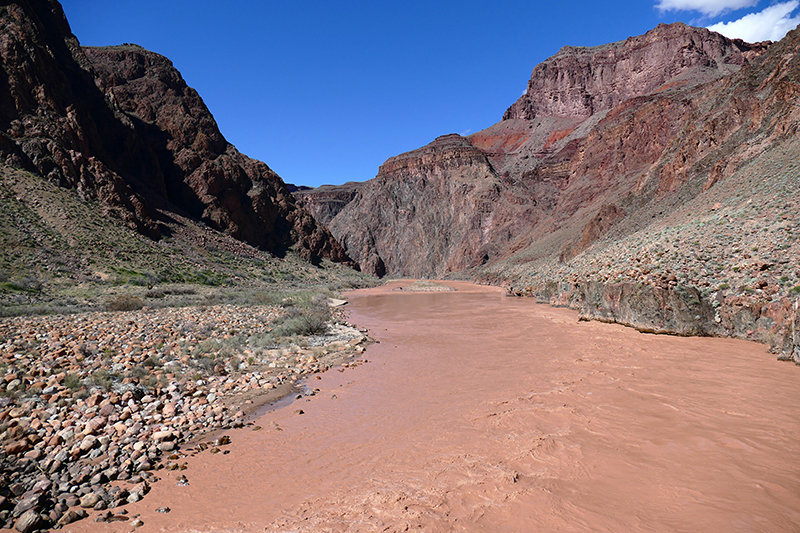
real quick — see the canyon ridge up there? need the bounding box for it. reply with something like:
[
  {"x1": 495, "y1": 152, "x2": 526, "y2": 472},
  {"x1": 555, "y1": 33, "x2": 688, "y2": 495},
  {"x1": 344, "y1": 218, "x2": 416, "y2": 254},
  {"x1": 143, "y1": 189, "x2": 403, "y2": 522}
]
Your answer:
[{"x1": 297, "y1": 22, "x2": 800, "y2": 363}]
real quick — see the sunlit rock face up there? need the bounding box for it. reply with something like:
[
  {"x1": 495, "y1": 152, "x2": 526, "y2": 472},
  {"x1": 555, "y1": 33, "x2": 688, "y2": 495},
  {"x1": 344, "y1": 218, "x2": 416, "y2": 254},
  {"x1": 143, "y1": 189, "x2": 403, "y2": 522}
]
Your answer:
[{"x1": 326, "y1": 22, "x2": 776, "y2": 278}]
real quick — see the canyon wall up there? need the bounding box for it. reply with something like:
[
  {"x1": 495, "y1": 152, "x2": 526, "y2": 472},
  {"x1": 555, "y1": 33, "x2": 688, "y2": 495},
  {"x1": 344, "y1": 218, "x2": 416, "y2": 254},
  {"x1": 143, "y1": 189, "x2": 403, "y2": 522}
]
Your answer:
[
  {"x1": 313, "y1": 22, "x2": 800, "y2": 362},
  {"x1": 0, "y1": 0, "x2": 351, "y2": 265}
]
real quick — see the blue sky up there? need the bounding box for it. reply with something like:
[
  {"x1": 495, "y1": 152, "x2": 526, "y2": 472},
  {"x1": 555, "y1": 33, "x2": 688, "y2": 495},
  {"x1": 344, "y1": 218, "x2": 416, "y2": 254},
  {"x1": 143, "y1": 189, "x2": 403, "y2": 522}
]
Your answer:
[{"x1": 61, "y1": 1, "x2": 799, "y2": 188}]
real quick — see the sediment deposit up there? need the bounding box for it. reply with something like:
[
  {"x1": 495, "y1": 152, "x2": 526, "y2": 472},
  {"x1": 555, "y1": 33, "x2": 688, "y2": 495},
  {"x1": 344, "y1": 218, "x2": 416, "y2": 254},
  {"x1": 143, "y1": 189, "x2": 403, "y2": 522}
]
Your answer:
[
  {"x1": 0, "y1": 303, "x2": 368, "y2": 530},
  {"x1": 60, "y1": 282, "x2": 800, "y2": 532}
]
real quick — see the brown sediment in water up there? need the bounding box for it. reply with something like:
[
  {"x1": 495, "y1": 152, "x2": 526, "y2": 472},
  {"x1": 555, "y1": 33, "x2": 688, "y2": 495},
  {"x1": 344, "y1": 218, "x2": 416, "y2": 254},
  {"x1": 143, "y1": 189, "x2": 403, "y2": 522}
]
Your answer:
[{"x1": 66, "y1": 281, "x2": 800, "y2": 532}]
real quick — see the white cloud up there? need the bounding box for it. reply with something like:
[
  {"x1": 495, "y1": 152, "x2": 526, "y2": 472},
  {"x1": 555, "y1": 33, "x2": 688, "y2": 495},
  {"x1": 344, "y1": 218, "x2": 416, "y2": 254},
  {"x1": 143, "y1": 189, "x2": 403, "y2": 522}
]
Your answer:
[
  {"x1": 656, "y1": 0, "x2": 759, "y2": 17},
  {"x1": 707, "y1": 1, "x2": 800, "y2": 41}
]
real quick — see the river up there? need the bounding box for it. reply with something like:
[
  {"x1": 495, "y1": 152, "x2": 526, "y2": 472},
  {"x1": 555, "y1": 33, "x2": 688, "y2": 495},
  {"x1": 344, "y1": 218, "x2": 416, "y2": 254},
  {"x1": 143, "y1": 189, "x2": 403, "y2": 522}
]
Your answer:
[{"x1": 68, "y1": 281, "x2": 800, "y2": 532}]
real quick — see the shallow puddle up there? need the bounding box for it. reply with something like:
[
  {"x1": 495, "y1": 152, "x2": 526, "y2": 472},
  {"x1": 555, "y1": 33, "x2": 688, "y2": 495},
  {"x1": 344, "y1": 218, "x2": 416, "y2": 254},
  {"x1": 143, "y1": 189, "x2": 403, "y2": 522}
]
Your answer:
[{"x1": 67, "y1": 281, "x2": 800, "y2": 532}]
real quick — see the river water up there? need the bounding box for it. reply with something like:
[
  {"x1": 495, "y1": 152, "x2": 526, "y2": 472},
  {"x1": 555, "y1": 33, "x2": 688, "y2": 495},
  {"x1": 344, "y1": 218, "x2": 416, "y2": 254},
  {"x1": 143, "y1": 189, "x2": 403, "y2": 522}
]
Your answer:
[{"x1": 68, "y1": 281, "x2": 800, "y2": 532}]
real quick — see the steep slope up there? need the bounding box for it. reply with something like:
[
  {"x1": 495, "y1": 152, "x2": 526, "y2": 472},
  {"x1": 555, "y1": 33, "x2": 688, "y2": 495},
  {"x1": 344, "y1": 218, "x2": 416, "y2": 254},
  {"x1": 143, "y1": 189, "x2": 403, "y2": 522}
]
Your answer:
[
  {"x1": 0, "y1": 0, "x2": 162, "y2": 238},
  {"x1": 324, "y1": 22, "x2": 800, "y2": 361},
  {"x1": 330, "y1": 134, "x2": 507, "y2": 277},
  {"x1": 487, "y1": 23, "x2": 800, "y2": 360},
  {"x1": 294, "y1": 181, "x2": 363, "y2": 227},
  {"x1": 0, "y1": 0, "x2": 350, "y2": 265},
  {"x1": 328, "y1": 23, "x2": 769, "y2": 277}
]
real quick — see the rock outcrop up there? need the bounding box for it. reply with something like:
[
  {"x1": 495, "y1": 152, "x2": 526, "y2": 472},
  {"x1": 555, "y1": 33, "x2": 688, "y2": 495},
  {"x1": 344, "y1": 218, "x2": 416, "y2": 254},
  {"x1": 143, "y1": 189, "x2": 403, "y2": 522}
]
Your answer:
[
  {"x1": 294, "y1": 181, "x2": 363, "y2": 227},
  {"x1": 328, "y1": 134, "x2": 501, "y2": 277},
  {"x1": 0, "y1": 0, "x2": 351, "y2": 265},
  {"x1": 324, "y1": 22, "x2": 800, "y2": 360},
  {"x1": 504, "y1": 23, "x2": 766, "y2": 121},
  {"x1": 327, "y1": 23, "x2": 777, "y2": 278}
]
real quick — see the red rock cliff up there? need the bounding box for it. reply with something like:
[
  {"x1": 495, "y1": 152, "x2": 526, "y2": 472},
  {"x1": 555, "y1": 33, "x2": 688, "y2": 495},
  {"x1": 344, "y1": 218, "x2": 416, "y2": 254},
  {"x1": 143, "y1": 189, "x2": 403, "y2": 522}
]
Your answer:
[
  {"x1": 328, "y1": 23, "x2": 777, "y2": 278},
  {"x1": 504, "y1": 22, "x2": 766, "y2": 121}
]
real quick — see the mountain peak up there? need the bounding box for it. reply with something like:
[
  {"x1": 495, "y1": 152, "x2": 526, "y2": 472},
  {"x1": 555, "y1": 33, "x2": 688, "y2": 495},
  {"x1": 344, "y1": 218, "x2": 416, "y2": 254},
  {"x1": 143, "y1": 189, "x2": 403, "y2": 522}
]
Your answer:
[{"x1": 504, "y1": 22, "x2": 769, "y2": 121}]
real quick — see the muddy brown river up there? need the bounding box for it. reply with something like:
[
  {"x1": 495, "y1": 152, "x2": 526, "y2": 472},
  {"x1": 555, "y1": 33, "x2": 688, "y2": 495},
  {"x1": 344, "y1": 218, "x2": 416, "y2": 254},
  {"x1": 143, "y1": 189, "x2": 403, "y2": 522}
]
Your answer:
[{"x1": 67, "y1": 281, "x2": 800, "y2": 532}]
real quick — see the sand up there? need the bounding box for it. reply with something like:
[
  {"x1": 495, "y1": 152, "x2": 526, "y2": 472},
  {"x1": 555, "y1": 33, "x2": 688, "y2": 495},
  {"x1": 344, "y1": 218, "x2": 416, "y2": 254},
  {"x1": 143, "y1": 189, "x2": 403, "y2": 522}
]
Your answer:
[{"x1": 64, "y1": 281, "x2": 800, "y2": 532}]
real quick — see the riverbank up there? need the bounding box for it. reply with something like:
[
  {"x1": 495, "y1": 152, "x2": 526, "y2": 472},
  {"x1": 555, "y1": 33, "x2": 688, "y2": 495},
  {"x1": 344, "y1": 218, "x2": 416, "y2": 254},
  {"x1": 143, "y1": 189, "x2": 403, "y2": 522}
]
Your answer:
[
  {"x1": 0, "y1": 300, "x2": 371, "y2": 530},
  {"x1": 60, "y1": 280, "x2": 800, "y2": 532}
]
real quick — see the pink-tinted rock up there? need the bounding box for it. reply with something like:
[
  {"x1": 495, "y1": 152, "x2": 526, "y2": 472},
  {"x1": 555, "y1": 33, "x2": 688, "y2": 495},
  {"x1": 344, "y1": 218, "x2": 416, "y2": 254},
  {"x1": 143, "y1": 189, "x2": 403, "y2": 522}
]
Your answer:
[{"x1": 5, "y1": 439, "x2": 30, "y2": 455}]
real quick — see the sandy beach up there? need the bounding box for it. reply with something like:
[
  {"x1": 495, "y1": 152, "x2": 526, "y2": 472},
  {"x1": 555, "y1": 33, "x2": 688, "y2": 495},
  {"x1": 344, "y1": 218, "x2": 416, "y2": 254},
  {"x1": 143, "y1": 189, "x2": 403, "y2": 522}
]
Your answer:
[{"x1": 62, "y1": 281, "x2": 800, "y2": 532}]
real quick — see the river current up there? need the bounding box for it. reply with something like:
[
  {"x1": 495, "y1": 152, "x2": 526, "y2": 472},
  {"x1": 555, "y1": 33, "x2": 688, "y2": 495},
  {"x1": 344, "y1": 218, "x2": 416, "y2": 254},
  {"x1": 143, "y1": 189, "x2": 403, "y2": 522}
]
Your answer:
[{"x1": 69, "y1": 281, "x2": 800, "y2": 532}]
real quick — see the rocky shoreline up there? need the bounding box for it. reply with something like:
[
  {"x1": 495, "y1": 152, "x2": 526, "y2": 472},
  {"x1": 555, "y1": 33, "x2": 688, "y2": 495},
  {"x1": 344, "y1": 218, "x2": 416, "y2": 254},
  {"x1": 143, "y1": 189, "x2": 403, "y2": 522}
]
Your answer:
[
  {"x1": 490, "y1": 278, "x2": 800, "y2": 365},
  {"x1": 0, "y1": 302, "x2": 370, "y2": 531}
]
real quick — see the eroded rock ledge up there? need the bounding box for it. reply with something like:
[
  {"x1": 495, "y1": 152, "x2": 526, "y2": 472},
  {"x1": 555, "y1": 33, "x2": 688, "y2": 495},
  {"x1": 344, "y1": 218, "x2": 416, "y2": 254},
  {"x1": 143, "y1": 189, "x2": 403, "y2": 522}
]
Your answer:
[{"x1": 502, "y1": 280, "x2": 800, "y2": 364}]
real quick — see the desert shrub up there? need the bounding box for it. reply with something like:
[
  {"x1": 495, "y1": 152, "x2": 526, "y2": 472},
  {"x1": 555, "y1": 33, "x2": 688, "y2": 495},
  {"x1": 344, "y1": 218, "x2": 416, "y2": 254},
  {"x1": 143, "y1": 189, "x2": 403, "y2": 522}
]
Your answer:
[
  {"x1": 145, "y1": 288, "x2": 166, "y2": 299},
  {"x1": 146, "y1": 272, "x2": 160, "y2": 289},
  {"x1": 129, "y1": 366, "x2": 147, "y2": 381},
  {"x1": 274, "y1": 313, "x2": 329, "y2": 337},
  {"x1": 140, "y1": 375, "x2": 158, "y2": 389},
  {"x1": 245, "y1": 332, "x2": 277, "y2": 350},
  {"x1": 106, "y1": 294, "x2": 144, "y2": 311},
  {"x1": 170, "y1": 286, "x2": 197, "y2": 295},
  {"x1": 252, "y1": 291, "x2": 282, "y2": 306},
  {"x1": 4, "y1": 276, "x2": 42, "y2": 293},
  {"x1": 196, "y1": 356, "x2": 217, "y2": 372},
  {"x1": 91, "y1": 369, "x2": 114, "y2": 391},
  {"x1": 64, "y1": 373, "x2": 83, "y2": 391},
  {"x1": 192, "y1": 339, "x2": 219, "y2": 357}
]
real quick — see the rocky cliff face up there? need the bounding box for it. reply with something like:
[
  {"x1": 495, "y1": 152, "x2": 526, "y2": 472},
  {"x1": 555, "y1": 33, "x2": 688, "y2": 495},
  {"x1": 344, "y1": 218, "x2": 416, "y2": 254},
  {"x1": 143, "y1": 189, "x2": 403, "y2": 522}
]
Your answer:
[
  {"x1": 482, "y1": 24, "x2": 800, "y2": 362},
  {"x1": 328, "y1": 23, "x2": 774, "y2": 278},
  {"x1": 294, "y1": 181, "x2": 363, "y2": 227},
  {"x1": 329, "y1": 134, "x2": 508, "y2": 277},
  {"x1": 0, "y1": 0, "x2": 162, "y2": 238},
  {"x1": 504, "y1": 23, "x2": 766, "y2": 121},
  {"x1": 324, "y1": 22, "x2": 800, "y2": 362},
  {"x1": 0, "y1": 0, "x2": 351, "y2": 265}
]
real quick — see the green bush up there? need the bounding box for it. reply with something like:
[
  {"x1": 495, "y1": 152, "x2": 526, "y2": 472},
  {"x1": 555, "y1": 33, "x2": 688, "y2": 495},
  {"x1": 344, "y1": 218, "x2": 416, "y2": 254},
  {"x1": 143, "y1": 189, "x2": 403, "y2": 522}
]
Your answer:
[
  {"x1": 274, "y1": 312, "x2": 329, "y2": 337},
  {"x1": 91, "y1": 369, "x2": 114, "y2": 391},
  {"x1": 106, "y1": 294, "x2": 144, "y2": 311},
  {"x1": 64, "y1": 373, "x2": 83, "y2": 391},
  {"x1": 252, "y1": 291, "x2": 282, "y2": 306}
]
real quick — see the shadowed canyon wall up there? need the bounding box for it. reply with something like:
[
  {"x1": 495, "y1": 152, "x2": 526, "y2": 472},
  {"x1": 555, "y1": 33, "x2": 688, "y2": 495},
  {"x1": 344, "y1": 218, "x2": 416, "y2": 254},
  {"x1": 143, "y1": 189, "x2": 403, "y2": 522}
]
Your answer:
[{"x1": 0, "y1": 0, "x2": 351, "y2": 265}]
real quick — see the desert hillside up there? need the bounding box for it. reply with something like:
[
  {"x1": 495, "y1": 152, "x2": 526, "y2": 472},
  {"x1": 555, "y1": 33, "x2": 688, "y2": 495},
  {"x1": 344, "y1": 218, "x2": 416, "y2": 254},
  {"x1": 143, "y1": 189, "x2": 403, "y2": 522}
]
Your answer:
[
  {"x1": 0, "y1": 0, "x2": 352, "y2": 267},
  {"x1": 302, "y1": 22, "x2": 800, "y2": 363}
]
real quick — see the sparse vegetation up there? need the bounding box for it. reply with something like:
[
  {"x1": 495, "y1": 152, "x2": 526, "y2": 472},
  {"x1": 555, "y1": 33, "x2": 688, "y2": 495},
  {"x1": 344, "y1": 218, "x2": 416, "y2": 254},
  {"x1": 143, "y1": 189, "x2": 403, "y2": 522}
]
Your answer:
[
  {"x1": 63, "y1": 373, "x2": 83, "y2": 391},
  {"x1": 0, "y1": 166, "x2": 376, "y2": 318},
  {"x1": 106, "y1": 294, "x2": 145, "y2": 311},
  {"x1": 91, "y1": 369, "x2": 115, "y2": 391}
]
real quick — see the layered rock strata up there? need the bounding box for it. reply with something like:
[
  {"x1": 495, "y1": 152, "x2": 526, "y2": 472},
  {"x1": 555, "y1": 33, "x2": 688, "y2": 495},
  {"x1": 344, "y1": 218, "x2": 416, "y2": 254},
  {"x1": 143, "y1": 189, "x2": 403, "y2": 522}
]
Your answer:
[{"x1": 324, "y1": 23, "x2": 800, "y2": 361}]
